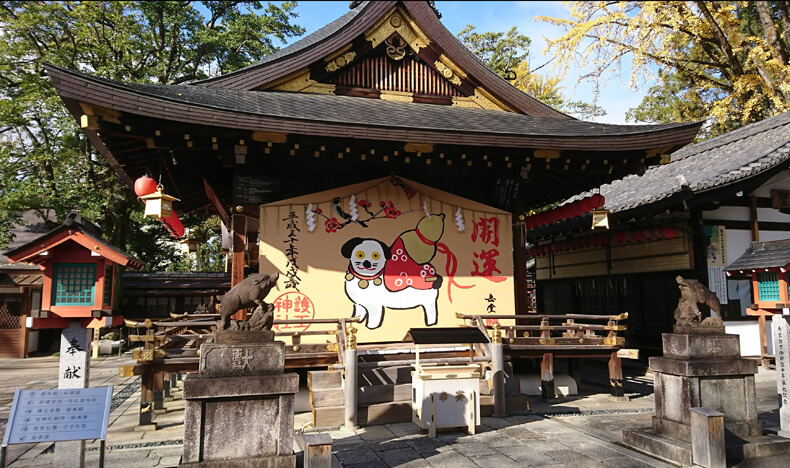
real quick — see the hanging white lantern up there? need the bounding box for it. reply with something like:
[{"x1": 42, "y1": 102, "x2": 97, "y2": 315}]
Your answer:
[{"x1": 140, "y1": 185, "x2": 180, "y2": 219}]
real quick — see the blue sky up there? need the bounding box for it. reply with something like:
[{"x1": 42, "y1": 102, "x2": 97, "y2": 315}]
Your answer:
[{"x1": 283, "y1": 1, "x2": 650, "y2": 124}]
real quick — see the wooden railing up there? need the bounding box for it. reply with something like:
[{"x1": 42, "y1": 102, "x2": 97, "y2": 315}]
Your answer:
[
  {"x1": 456, "y1": 312, "x2": 633, "y2": 400},
  {"x1": 120, "y1": 313, "x2": 360, "y2": 428}
]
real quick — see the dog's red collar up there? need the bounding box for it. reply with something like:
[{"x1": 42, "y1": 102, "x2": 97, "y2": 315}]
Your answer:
[
  {"x1": 348, "y1": 266, "x2": 382, "y2": 280},
  {"x1": 415, "y1": 228, "x2": 435, "y2": 246}
]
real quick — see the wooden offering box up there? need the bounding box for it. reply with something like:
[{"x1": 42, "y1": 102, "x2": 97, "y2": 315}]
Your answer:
[{"x1": 405, "y1": 327, "x2": 488, "y2": 437}]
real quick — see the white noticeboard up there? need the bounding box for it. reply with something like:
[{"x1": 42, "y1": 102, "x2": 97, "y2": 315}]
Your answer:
[{"x1": 2, "y1": 386, "x2": 113, "y2": 446}]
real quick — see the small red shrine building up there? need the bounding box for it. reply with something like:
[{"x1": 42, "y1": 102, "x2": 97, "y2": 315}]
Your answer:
[{"x1": 4, "y1": 213, "x2": 144, "y2": 329}]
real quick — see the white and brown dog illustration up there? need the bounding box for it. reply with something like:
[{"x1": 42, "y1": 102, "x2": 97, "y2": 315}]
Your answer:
[
  {"x1": 342, "y1": 237, "x2": 441, "y2": 329},
  {"x1": 341, "y1": 214, "x2": 445, "y2": 329}
]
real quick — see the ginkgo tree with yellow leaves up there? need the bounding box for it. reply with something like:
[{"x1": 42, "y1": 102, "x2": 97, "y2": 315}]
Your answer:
[
  {"x1": 458, "y1": 25, "x2": 605, "y2": 119},
  {"x1": 538, "y1": 1, "x2": 790, "y2": 137}
]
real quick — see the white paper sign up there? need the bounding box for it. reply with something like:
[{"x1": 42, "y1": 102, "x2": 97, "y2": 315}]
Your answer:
[
  {"x1": 707, "y1": 266, "x2": 729, "y2": 305},
  {"x1": 2, "y1": 386, "x2": 113, "y2": 446}
]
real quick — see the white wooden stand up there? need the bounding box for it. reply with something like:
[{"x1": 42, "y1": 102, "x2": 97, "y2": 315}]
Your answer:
[{"x1": 412, "y1": 362, "x2": 480, "y2": 436}]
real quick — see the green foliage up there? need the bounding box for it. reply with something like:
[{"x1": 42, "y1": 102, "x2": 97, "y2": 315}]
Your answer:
[
  {"x1": 458, "y1": 25, "x2": 531, "y2": 77},
  {"x1": 539, "y1": 1, "x2": 790, "y2": 137},
  {"x1": 458, "y1": 25, "x2": 605, "y2": 119},
  {"x1": 0, "y1": 1, "x2": 304, "y2": 269}
]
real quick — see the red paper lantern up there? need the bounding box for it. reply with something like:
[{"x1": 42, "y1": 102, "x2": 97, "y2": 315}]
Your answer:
[
  {"x1": 134, "y1": 175, "x2": 158, "y2": 197},
  {"x1": 160, "y1": 212, "x2": 185, "y2": 238}
]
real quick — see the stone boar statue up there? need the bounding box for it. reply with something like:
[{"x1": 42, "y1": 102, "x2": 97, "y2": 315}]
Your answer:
[{"x1": 217, "y1": 272, "x2": 279, "y2": 330}]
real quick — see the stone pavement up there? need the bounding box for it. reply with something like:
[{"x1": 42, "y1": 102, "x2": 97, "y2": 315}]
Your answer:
[{"x1": 0, "y1": 353, "x2": 784, "y2": 467}]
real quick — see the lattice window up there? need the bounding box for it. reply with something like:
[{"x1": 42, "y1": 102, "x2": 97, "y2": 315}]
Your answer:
[
  {"x1": 326, "y1": 54, "x2": 464, "y2": 97},
  {"x1": 758, "y1": 272, "x2": 780, "y2": 301},
  {"x1": 0, "y1": 297, "x2": 21, "y2": 329},
  {"x1": 53, "y1": 263, "x2": 95, "y2": 306}
]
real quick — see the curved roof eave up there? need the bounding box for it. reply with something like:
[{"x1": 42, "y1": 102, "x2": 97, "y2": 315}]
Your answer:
[
  {"x1": 191, "y1": 1, "x2": 570, "y2": 118},
  {"x1": 45, "y1": 63, "x2": 702, "y2": 153}
]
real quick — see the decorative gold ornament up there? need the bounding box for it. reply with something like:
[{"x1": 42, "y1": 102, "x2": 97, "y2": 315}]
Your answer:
[
  {"x1": 346, "y1": 324, "x2": 357, "y2": 349},
  {"x1": 389, "y1": 15, "x2": 402, "y2": 28},
  {"x1": 439, "y1": 392, "x2": 448, "y2": 401},
  {"x1": 492, "y1": 322, "x2": 502, "y2": 344},
  {"x1": 455, "y1": 390, "x2": 465, "y2": 401}
]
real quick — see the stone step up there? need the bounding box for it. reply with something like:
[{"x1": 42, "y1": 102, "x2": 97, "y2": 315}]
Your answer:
[
  {"x1": 725, "y1": 434, "x2": 790, "y2": 462},
  {"x1": 621, "y1": 427, "x2": 692, "y2": 467}
]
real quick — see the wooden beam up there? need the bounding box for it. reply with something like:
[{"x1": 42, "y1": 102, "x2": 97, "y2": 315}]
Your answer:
[
  {"x1": 203, "y1": 178, "x2": 230, "y2": 227},
  {"x1": 231, "y1": 213, "x2": 247, "y2": 321}
]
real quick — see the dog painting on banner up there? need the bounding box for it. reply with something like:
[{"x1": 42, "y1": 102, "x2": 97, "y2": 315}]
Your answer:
[{"x1": 342, "y1": 214, "x2": 446, "y2": 329}]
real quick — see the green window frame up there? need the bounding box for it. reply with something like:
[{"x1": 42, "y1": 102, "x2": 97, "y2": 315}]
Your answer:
[
  {"x1": 53, "y1": 263, "x2": 96, "y2": 306},
  {"x1": 757, "y1": 271, "x2": 780, "y2": 302}
]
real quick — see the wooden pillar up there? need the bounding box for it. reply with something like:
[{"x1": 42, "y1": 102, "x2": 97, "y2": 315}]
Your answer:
[
  {"x1": 231, "y1": 213, "x2": 247, "y2": 321},
  {"x1": 512, "y1": 223, "x2": 528, "y2": 316},
  {"x1": 540, "y1": 353, "x2": 555, "y2": 400},
  {"x1": 690, "y1": 209, "x2": 708, "y2": 284},
  {"x1": 609, "y1": 352, "x2": 625, "y2": 399},
  {"x1": 758, "y1": 314, "x2": 769, "y2": 367},
  {"x1": 750, "y1": 194, "x2": 759, "y2": 242},
  {"x1": 19, "y1": 287, "x2": 30, "y2": 358},
  {"x1": 302, "y1": 433, "x2": 332, "y2": 468},
  {"x1": 139, "y1": 368, "x2": 157, "y2": 428},
  {"x1": 690, "y1": 407, "x2": 726, "y2": 468},
  {"x1": 153, "y1": 371, "x2": 165, "y2": 410}
]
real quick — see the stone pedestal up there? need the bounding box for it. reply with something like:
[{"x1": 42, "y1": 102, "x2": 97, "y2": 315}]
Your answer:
[
  {"x1": 623, "y1": 329, "x2": 790, "y2": 466},
  {"x1": 181, "y1": 334, "x2": 298, "y2": 468}
]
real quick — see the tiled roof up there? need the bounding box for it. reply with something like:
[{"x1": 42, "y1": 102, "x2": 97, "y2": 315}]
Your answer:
[
  {"x1": 726, "y1": 239, "x2": 790, "y2": 271},
  {"x1": 0, "y1": 271, "x2": 44, "y2": 287},
  {"x1": 567, "y1": 111, "x2": 790, "y2": 213},
  {"x1": 3, "y1": 214, "x2": 144, "y2": 269},
  {"x1": 53, "y1": 64, "x2": 698, "y2": 140},
  {"x1": 194, "y1": 2, "x2": 366, "y2": 85}
]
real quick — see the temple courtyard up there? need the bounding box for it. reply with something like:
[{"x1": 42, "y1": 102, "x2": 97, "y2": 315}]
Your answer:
[{"x1": 0, "y1": 354, "x2": 783, "y2": 468}]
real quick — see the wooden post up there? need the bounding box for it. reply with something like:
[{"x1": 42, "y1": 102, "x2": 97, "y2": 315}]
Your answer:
[
  {"x1": 153, "y1": 371, "x2": 165, "y2": 411},
  {"x1": 163, "y1": 372, "x2": 171, "y2": 398},
  {"x1": 750, "y1": 194, "x2": 759, "y2": 243},
  {"x1": 231, "y1": 212, "x2": 247, "y2": 321},
  {"x1": 302, "y1": 433, "x2": 332, "y2": 468},
  {"x1": 609, "y1": 352, "x2": 626, "y2": 399},
  {"x1": 540, "y1": 353, "x2": 555, "y2": 400},
  {"x1": 512, "y1": 223, "x2": 528, "y2": 315},
  {"x1": 139, "y1": 367, "x2": 157, "y2": 429},
  {"x1": 467, "y1": 390, "x2": 477, "y2": 435},
  {"x1": 344, "y1": 324, "x2": 358, "y2": 429},
  {"x1": 758, "y1": 314, "x2": 769, "y2": 367},
  {"x1": 690, "y1": 407, "x2": 725, "y2": 468},
  {"x1": 91, "y1": 328, "x2": 100, "y2": 359}
]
